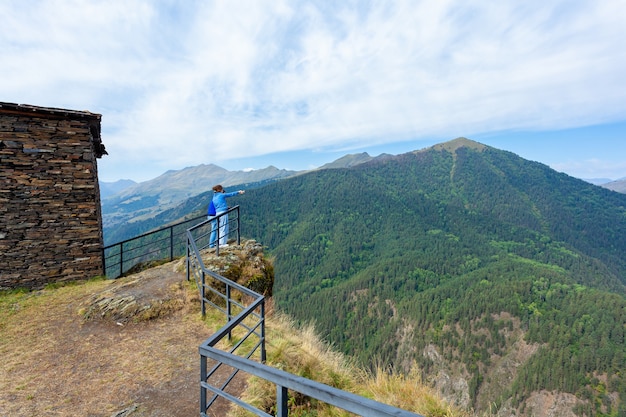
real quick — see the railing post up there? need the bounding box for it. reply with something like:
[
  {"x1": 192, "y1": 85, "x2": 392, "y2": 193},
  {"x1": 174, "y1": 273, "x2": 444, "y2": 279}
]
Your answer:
[
  {"x1": 226, "y1": 284, "x2": 232, "y2": 341},
  {"x1": 200, "y1": 355, "x2": 207, "y2": 415},
  {"x1": 169, "y1": 225, "x2": 174, "y2": 261},
  {"x1": 119, "y1": 242, "x2": 123, "y2": 278},
  {"x1": 186, "y1": 237, "x2": 190, "y2": 282},
  {"x1": 201, "y1": 271, "x2": 206, "y2": 317},
  {"x1": 236, "y1": 206, "x2": 241, "y2": 245},
  {"x1": 215, "y1": 213, "x2": 221, "y2": 256},
  {"x1": 261, "y1": 300, "x2": 266, "y2": 363},
  {"x1": 277, "y1": 385, "x2": 288, "y2": 417},
  {"x1": 101, "y1": 247, "x2": 106, "y2": 276}
]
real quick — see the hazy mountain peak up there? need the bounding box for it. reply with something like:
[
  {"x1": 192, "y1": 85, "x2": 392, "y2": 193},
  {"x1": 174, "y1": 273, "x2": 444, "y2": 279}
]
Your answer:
[
  {"x1": 429, "y1": 137, "x2": 488, "y2": 153},
  {"x1": 99, "y1": 179, "x2": 137, "y2": 199},
  {"x1": 318, "y1": 152, "x2": 373, "y2": 170},
  {"x1": 602, "y1": 178, "x2": 626, "y2": 193},
  {"x1": 253, "y1": 165, "x2": 293, "y2": 174}
]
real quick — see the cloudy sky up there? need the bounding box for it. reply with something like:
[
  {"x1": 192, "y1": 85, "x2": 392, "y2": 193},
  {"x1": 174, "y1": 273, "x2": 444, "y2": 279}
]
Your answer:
[{"x1": 2, "y1": 0, "x2": 625, "y2": 182}]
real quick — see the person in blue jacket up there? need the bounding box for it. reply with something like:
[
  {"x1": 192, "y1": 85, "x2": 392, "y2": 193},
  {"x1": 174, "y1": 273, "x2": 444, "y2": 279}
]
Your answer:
[{"x1": 209, "y1": 184, "x2": 245, "y2": 247}]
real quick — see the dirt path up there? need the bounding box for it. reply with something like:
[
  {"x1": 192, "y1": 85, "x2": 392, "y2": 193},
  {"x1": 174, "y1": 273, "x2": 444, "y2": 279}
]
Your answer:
[{"x1": 0, "y1": 260, "x2": 245, "y2": 417}]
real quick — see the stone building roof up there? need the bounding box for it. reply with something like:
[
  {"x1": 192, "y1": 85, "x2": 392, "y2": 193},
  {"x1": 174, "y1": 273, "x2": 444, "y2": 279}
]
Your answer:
[{"x1": 0, "y1": 101, "x2": 107, "y2": 158}]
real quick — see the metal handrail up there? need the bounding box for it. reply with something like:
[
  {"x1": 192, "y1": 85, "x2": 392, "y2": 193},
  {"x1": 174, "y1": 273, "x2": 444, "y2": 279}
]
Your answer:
[
  {"x1": 187, "y1": 212, "x2": 266, "y2": 414},
  {"x1": 200, "y1": 344, "x2": 424, "y2": 417},
  {"x1": 103, "y1": 206, "x2": 240, "y2": 278},
  {"x1": 186, "y1": 210, "x2": 423, "y2": 417}
]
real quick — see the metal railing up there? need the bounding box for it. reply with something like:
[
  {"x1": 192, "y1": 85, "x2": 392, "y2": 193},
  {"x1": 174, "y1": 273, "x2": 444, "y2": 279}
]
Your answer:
[
  {"x1": 103, "y1": 207, "x2": 240, "y2": 278},
  {"x1": 186, "y1": 213, "x2": 266, "y2": 415},
  {"x1": 186, "y1": 213, "x2": 423, "y2": 417},
  {"x1": 200, "y1": 344, "x2": 424, "y2": 417}
]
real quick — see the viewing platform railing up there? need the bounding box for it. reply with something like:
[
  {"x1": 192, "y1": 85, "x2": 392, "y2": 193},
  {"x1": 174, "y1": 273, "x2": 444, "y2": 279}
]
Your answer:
[{"x1": 102, "y1": 206, "x2": 239, "y2": 278}]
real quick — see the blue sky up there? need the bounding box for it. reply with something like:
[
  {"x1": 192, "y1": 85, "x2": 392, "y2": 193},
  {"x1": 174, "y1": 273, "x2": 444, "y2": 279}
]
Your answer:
[{"x1": 1, "y1": 1, "x2": 625, "y2": 183}]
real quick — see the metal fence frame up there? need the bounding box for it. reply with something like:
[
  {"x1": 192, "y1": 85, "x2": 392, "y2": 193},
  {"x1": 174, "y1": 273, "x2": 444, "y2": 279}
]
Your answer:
[
  {"x1": 200, "y1": 343, "x2": 425, "y2": 417},
  {"x1": 103, "y1": 207, "x2": 240, "y2": 278}
]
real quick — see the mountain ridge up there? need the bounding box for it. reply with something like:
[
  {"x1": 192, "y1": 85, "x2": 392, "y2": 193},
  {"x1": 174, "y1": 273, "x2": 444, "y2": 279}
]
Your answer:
[
  {"x1": 602, "y1": 177, "x2": 626, "y2": 193},
  {"x1": 230, "y1": 138, "x2": 626, "y2": 416},
  {"x1": 99, "y1": 178, "x2": 137, "y2": 199}
]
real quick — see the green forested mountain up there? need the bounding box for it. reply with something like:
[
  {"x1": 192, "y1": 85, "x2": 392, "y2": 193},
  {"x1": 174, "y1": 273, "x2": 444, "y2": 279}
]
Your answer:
[
  {"x1": 105, "y1": 137, "x2": 626, "y2": 416},
  {"x1": 234, "y1": 138, "x2": 626, "y2": 416}
]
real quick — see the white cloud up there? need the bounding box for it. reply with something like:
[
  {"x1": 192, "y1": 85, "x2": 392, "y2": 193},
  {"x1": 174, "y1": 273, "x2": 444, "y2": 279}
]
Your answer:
[{"x1": 2, "y1": 0, "x2": 626, "y2": 181}]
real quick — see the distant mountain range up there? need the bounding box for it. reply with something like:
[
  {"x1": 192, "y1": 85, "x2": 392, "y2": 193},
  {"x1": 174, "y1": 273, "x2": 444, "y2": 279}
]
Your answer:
[
  {"x1": 99, "y1": 155, "x2": 626, "y2": 208},
  {"x1": 99, "y1": 153, "x2": 393, "y2": 244},
  {"x1": 100, "y1": 163, "x2": 296, "y2": 239},
  {"x1": 601, "y1": 177, "x2": 626, "y2": 193},
  {"x1": 99, "y1": 146, "x2": 626, "y2": 247},
  {"x1": 99, "y1": 179, "x2": 137, "y2": 199}
]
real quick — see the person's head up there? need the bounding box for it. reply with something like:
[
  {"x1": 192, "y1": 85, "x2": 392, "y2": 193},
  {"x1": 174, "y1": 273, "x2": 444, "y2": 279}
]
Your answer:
[{"x1": 212, "y1": 184, "x2": 224, "y2": 193}]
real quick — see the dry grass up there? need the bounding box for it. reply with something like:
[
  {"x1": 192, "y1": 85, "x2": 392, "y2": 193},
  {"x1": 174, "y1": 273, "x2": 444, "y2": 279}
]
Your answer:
[
  {"x1": 230, "y1": 312, "x2": 472, "y2": 417},
  {"x1": 364, "y1": 366, "x2": 471, "y2": 417}
]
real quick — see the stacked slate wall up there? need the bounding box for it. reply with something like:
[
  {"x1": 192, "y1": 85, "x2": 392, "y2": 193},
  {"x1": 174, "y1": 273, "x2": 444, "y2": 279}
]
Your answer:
[{"x1": 0, "y1": 104, "x2": 106, "y2": 289}]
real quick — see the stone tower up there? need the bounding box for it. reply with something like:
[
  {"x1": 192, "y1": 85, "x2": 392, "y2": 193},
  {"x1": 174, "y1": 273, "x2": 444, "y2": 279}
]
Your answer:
[{"x1": 0, "y1": 102, "x2": 108, "y2": 289}]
